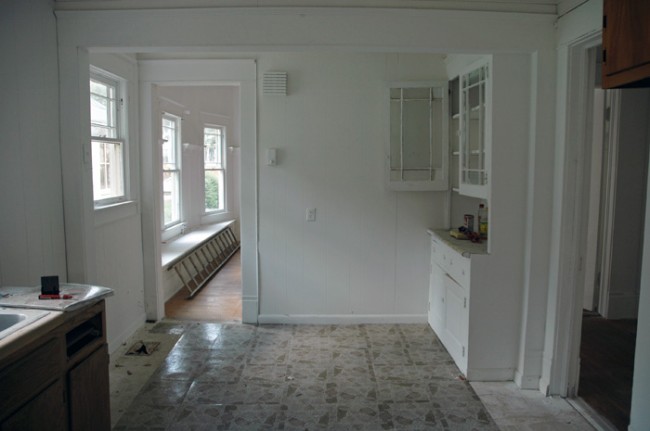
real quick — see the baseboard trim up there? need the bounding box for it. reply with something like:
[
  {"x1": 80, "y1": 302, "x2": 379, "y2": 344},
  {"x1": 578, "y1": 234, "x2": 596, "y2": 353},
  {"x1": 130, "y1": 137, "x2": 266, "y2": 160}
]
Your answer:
[
  {"x1": 514, "y1": 369, "x2": 541, "y2": 390},
  {"x1": 257, "y1": 314, "x2": 427, "y2": 325},
  {"x1": 242, "y1": 297, "x2": 258, "y2": 324},
  {"x1": 467, "y1": 367, "x2": 514, "y2": 381},
  {"x1": 108, "y1": 314, "x2": 146, "y2": 355}
]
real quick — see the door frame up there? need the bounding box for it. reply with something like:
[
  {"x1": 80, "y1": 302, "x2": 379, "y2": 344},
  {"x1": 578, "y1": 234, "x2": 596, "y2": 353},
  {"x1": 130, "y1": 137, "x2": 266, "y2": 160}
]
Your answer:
[
  {"x1": 547, "y1": 31, "x2": 602, "y2": 397},
  {"x1": 139, "y1": 59, "x2": 259, "y2": 323}
]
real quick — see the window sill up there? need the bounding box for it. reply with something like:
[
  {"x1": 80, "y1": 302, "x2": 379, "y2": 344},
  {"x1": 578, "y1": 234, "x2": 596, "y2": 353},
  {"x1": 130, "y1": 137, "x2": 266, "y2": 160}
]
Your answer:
[
  {"x1": 201, "y1": 210, "x2": 229, "y2": 225},
  {"x1": 94, "y1": 200, "x2": 139, "y2": 227}
]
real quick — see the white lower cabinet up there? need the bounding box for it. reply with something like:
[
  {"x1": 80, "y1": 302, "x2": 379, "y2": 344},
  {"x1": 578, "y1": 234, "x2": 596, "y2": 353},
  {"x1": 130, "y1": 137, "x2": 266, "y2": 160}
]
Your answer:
[{"x1": 428, "y1": 236, "x2": 470, "y2": 375}]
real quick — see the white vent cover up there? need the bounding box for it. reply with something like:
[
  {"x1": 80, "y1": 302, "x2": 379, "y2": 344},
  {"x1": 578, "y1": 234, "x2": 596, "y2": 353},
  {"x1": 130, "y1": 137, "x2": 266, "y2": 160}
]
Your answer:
[{"x1": 263, "y1": 71, "x2": 288, "y2": 96}]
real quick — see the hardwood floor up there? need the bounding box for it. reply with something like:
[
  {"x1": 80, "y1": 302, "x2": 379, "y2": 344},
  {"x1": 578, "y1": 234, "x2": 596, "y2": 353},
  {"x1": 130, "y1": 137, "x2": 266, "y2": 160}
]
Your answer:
[
  {"x1": 165, "y1": 251, "x2": 241, "y2": 322},
  {"x1": 579, "y1": 311, "x2": 637, "y2": 430}
]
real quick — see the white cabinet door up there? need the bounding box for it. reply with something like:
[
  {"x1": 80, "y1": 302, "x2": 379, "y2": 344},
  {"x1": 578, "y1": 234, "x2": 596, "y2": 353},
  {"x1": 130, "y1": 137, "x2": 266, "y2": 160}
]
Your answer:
[
  {"x1": 443, "y1": 273, "x2": 468, "y2": 373},
  {"x1": 428, "y1": 261, "x2": 446, "y2": 336},
  {"x1": 387, "y1": 81, "x2": 449, "y2": 191},
  {"x1": 458, "y1": 58, "x2": 491, "y2": 199}
]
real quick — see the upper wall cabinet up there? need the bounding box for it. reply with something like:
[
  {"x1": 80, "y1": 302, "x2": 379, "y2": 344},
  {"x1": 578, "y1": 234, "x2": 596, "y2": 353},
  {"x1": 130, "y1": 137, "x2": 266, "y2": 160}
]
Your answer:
[
  {"x1": 603, "y1": 0, "x2": 650, "y2": 88},
  {"x1": 387, "y1": 82, "x2": 449, "y2": 191},
  {"x1": 457, "y1": 59, "x2": 491, "y2": 199}
]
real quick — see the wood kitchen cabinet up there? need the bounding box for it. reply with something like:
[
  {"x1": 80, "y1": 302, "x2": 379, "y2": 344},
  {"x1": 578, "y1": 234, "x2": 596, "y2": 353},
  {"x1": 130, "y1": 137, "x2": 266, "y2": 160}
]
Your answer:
[
  {"x1": 603, "y1": 0, "x2": 650, "y2": 88},
  {"x1": 0, "y1": 301, "x2": 110, "y2": 431}
]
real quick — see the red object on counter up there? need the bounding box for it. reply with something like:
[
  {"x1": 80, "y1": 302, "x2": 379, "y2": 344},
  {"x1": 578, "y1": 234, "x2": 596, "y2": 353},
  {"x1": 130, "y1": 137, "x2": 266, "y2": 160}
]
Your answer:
[{"x1": 38, "y1": 294, "x2": 73, "y2": 300}]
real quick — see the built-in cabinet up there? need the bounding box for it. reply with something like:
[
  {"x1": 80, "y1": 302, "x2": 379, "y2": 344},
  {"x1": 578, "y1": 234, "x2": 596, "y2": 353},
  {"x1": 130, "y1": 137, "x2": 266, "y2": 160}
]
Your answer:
[
  {"x1": 602, "y1": 0, "x2": 650, "y2": 89},
  {"x1": 428, "y1": 232, "x2": 478, "y2": 375},
  {"x1": 0, "y1": 301, "x2": 110, "y2": 431},
  {"x1": 429, "y1": 54, "x2": 531, "y2": 383}
]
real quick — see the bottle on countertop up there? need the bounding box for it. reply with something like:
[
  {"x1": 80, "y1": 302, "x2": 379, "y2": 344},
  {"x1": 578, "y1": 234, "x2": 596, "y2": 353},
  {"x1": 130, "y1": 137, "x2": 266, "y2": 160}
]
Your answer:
[{"x1": 478, "y1": 203, "x2": 488, "y2": 239}]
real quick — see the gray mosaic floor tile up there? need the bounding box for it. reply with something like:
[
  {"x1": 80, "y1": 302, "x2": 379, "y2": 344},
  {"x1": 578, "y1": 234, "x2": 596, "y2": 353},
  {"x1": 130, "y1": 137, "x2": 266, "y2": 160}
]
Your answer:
[
  {"x1": 225, "y1": 404, "x2": 284, "y2": 430},
  {"x1": 112, "y1": 323, "x2": 498, "y2": 431},
  {"x1": 114, "y1": 403, "x2": 179, "y2": 430},
  {"x1": 168, "y1": 404, "x2": 229, "y2": 431}
]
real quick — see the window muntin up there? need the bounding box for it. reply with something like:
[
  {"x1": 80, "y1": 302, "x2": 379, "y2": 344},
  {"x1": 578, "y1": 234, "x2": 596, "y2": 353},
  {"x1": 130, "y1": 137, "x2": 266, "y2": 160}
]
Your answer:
[
  {"x1": 162, "y1": 114, "x2": 181, "y2": 227},
  {"x1": 89, "y1": 72, "x2": 125, "y2": 204},
  {"x1": 204, "y1": 126, "x2": 226, "y2": 213}
]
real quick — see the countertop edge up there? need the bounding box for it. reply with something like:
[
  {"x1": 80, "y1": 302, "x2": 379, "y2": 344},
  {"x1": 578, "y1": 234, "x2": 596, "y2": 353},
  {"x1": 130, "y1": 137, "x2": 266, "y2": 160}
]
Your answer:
[
  {"x1": 0, "y1": 310, "x2": 65, "y2": 363},
  {"x1": 427, "y1": 228, "x2": 489, "y2": 257}
]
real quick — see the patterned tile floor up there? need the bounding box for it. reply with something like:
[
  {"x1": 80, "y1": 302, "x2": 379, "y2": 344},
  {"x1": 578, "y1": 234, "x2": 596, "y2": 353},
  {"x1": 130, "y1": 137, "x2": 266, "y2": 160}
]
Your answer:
[{"x1": 114, "y1": 322, "x2": 498, "y2": 430}]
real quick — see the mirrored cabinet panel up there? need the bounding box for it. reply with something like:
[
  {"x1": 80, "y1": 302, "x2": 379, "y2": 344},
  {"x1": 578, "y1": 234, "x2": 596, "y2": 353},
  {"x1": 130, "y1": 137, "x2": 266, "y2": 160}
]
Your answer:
[{"x1": 387, "y1": 82, "x2": 448, "y2": 191}]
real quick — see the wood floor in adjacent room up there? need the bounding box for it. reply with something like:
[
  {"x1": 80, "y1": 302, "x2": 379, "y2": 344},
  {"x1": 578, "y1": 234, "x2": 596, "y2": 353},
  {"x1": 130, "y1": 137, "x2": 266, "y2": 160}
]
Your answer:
[
  {"x1": 579, "y1": 311, "x2": 638, "y2": 430},
  {"x1": 165, "y1": 250, "x2": 242, "y2": 322}
]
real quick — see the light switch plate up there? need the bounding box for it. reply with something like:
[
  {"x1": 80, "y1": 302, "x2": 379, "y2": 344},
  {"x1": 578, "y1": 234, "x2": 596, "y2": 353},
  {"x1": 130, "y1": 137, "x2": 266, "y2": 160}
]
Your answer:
[{"x1": 306, "y1": 208, "x2": 316, "y2": 222}]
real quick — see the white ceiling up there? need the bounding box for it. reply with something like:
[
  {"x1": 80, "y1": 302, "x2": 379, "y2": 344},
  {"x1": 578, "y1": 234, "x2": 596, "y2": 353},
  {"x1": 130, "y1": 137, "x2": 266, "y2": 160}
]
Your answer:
[{"x1": 54, "y1": 0, "x2": 584, "y2": 16}]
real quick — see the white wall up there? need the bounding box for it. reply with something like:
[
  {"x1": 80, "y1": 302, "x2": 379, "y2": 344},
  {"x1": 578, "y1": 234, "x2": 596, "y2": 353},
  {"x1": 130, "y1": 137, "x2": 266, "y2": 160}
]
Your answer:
[
  {"x1": 0, "y1": 0, "x2": 67, "y2": 286},
  {"x1": 88, "y1": 53, "x2": 147, "y2": 351},
  {"x1": 257, "y1": 52, "x2": 448, "y2": 322}
]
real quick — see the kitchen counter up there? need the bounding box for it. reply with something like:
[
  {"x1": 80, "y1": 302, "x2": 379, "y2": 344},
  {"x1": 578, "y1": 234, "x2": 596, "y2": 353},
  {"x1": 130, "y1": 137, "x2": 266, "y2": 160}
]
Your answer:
[
  {"x1": 0, "y1": 283, "x2": 113, "y2": 361},
  {"x1": 427, "y1": 228, "x2": 488, "y2": 257},
  {"x1": 0, "y1": 295, "x2": 111, "y2": 430}
]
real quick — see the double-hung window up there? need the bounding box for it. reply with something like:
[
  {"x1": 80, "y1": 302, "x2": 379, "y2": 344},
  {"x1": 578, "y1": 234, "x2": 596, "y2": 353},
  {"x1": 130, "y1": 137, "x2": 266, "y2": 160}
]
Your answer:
[
  {"x1": 203, "y1": 125, "x2": 226, "y2": 213},
  {"x1": 90, "y1": 70, "x2": 125, "y2": 205},
  {"x1": 162, "y1": 114, "x2": 181, "y2": 227}
]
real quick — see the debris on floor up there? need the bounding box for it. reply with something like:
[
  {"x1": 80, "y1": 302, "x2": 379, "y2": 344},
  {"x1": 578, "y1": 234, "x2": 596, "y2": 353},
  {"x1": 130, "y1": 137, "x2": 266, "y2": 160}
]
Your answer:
[{"x1": 125, "y1": 341, "x2": 160, "y2": 356}]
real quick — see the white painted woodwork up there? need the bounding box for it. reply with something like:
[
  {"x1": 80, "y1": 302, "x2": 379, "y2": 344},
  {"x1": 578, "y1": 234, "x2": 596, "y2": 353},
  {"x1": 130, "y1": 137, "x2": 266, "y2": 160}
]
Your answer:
[
  {"x1": 138, "y1": 59, "x2": 257, "y2": 322},
  {"x1": 0, "y1": 0, "x2": 67, "y2": 287},
  {"x1": 582, "y1": 87, "x2": 605, "y2": 312},
  {"x1": 88, "y1": 53, "x2": 146, "y2": 351}
]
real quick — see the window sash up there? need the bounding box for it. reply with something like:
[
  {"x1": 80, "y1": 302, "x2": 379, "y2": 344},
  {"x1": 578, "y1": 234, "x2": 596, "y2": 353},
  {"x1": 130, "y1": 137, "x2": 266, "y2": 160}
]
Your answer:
[
  {"x1": 90, "y1": 70, "x2": 125, "y2": 206},
  {"x1": 204, "y1": 169, "x2": 225, "y2": 213},
  {"x1": 162, "y1": 169, "x2": 181, "y2": 227},
  {"x1": 91, "y1": 139, "x2": 125, "y2": 204},
  {"x1": 162, "y1": 114, "x2": 181, "y2": 228},
  {"x1": 203, "y1": 125, "x2": 226, "y2": 214}
]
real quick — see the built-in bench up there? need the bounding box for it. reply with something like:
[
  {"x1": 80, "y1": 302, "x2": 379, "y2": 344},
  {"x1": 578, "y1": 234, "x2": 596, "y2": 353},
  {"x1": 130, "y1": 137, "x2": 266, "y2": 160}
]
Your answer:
[{"x1": 161, "y1": 220, "x2": 240, "y2": 298}]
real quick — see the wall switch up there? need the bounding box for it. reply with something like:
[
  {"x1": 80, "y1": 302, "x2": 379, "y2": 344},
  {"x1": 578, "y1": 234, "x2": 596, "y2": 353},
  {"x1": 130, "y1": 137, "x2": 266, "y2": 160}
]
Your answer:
[{"x1": 306, "y1": 208, "x2": 316, "y2": 222}]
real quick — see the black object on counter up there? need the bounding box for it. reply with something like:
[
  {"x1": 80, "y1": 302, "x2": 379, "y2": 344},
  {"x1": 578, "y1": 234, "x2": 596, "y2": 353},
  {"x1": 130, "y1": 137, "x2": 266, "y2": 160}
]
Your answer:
[{"x1": 41, "y1": 275, "x2": 60, "y2": 295}]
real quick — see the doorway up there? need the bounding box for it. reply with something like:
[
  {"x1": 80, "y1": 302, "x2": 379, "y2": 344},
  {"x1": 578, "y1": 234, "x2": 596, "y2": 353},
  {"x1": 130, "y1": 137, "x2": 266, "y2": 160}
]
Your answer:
[
  {"x1": 152, "y1": 83, "x2": 243, "y2": 323},
  {"x1": 571, "y1": 45, "x2": 648, "y2": 430},
  {"x1": 138, "y1": 59, "x2": 259, "y2": 325}
]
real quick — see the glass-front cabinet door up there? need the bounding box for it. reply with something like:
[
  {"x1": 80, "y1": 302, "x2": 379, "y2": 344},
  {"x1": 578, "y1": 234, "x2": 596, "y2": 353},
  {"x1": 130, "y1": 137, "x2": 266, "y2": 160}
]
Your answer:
[
  {"x1": 387, "y1": 81, "x2": 448, "y2": 191},
  {"x1": 458, "y1": 59, "x2": 491, "y2": 199}
]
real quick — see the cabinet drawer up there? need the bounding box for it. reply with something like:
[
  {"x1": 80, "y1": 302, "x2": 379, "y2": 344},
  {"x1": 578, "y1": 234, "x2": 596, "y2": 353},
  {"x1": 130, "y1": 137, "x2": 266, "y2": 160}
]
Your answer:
[
  {"x1": 432, "y1": 237, "x2": 470, "y2": 289},
  {"x1": 446, "y1": 252, "x2": 470, "y2": 289},
  {"x1": 0, "y1": 337, "x2": 64, "y2": 417}
]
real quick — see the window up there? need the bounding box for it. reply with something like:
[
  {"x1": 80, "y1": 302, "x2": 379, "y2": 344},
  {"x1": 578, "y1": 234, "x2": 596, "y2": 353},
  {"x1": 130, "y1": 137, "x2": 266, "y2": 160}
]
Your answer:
[
  {"x1": 204, "y1": 126, "x2": 226, "y2": 213},
  {"x1": 162, "y1": 114, "x2": 181, "y2": 227},
  {"x1": 90, "y1": 71, "x2": 126, "y2": 205}
]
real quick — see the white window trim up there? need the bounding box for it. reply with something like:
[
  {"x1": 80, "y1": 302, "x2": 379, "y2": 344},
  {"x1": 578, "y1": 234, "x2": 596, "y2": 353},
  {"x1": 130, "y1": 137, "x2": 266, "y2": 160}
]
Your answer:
[
  {"x1": 90, "y1": 66, "x2": 129, "y2": 208},
  {"x1": 161, "y1": 112, "x2": 182, "y2": 230},
  {"x1": 203, "y1": 123, "x2": 227, "y2": 215}
]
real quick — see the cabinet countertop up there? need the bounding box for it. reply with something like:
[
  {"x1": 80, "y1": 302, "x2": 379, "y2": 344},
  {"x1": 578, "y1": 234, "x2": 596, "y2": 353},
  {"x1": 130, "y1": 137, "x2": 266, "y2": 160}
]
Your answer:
[{"x1": 427, "y1": 228, "x2": 488, "y2": 257}]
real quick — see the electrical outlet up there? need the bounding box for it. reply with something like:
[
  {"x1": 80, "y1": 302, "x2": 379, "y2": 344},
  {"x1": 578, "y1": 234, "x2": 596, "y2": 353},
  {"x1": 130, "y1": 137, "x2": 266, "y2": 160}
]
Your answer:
[{"x1": 306, "y1": 208, "x2": 316, "y2": 222}]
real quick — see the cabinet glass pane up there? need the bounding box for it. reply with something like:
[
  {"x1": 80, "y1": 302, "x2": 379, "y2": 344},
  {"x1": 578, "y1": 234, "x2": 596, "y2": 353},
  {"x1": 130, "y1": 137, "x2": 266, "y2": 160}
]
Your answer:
[
  {"x1": 389, "y1": 85, "x2": 445, "y2": 183},
  {"x1": 460, "y1": 64, "x2": 488, "y2": 187}
]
